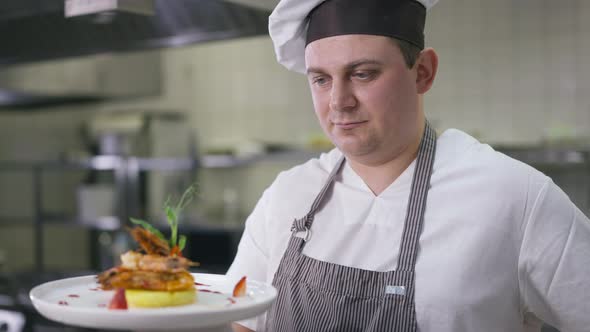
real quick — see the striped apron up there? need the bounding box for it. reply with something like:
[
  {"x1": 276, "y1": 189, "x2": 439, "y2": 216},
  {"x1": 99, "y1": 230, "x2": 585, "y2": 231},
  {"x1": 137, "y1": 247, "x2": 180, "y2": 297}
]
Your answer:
[{"x1": 264, "y1": 122, "x2": 437, "y2": 332}]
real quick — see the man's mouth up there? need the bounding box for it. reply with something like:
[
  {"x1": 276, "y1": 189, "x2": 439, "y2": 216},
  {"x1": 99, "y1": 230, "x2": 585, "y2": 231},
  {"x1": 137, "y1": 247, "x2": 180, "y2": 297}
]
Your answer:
[{"x1": 332, "y1": 120, "x2": 367, "y2": 130}]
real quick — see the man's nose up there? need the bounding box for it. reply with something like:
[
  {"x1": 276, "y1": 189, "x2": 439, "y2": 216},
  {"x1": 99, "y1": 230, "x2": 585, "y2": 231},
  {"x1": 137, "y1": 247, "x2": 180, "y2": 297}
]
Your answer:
[{"x1": 329, "y1": 80, "x2": 357, "y2": 111}]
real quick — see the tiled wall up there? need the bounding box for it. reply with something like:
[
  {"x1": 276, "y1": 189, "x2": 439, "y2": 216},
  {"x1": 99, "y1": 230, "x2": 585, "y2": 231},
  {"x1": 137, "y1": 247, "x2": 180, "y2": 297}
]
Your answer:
[
  {"x1": 166, "y1": 37, "x2": 320, "y2": 150},
  {"x1": 427, "y1": 0, "x2": 590, "y2": 144},
  {"x1": 148, "y1": 0, "x2": 590, "y2": 150}
]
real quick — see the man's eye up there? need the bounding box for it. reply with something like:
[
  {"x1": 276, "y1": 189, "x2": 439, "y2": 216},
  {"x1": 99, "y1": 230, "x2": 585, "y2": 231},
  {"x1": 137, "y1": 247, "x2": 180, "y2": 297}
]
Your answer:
[
  {"x1": 353, "y1": 71, "x2": 375, "y2": 80},
  {"x1": 312, "y1": 76, "x2": 329, "y2": 86}
]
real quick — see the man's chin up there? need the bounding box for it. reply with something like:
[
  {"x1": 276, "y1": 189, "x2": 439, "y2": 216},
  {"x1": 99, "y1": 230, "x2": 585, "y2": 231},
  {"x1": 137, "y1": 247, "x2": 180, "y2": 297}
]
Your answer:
[{"x1": 334, "y1": 142, "x2": 371, "y2": 158}]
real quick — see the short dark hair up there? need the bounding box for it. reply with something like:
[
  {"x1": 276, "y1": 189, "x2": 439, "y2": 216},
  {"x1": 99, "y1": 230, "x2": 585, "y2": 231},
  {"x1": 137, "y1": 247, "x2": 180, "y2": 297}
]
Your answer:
[{"x1": 391, "y1": 38, "x2": 422, "y2": 68}]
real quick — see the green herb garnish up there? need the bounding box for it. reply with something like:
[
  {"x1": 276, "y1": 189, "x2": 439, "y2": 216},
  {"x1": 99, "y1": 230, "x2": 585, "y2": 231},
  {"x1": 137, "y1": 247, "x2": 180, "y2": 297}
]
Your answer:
[
  {"x1": 130, "y1": 217, "x2": 167, "y2": 242},
  {"x1": 129, "y1": 184, "x2": 197, "y2": 253},
  {"x1": 164, "y1": 185, "x2": 196, "y2": 250}
]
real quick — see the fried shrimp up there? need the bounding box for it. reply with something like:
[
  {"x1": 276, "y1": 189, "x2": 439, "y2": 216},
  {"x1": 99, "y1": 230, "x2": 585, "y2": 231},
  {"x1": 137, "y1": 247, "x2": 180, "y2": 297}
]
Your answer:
[
  {"x1": 120, "y1": 251, "x2": 199, "y2": 273},
  {"x1": 98, "y1": 227, "x2": 199, "y2": 292},
  {"x1": 130, "y1": 227, "x2": 170, "y2": 256}
]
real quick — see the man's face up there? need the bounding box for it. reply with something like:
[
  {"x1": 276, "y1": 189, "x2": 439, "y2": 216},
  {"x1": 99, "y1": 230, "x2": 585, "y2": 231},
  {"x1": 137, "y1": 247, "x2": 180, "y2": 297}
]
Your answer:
[{"x1": 305, "y1": 34, "x2": 421, "y2": 165}]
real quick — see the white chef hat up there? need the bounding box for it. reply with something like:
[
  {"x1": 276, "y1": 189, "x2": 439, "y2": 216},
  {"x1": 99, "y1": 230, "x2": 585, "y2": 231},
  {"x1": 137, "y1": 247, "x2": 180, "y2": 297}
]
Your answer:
[{"x1": 269, "y1": 0, "x2": 439, "y2": 73}]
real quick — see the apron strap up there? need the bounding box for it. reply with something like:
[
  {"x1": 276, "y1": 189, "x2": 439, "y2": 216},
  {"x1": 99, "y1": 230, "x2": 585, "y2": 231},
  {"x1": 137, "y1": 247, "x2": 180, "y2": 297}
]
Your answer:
[
  {"x1": 396, "y1": 121, "x2": 437, "y2": 272},
  {"x1": 291, "y1": 155, "x2": 346, "y2": 233},
  {"x1": 290, "y1": 120, "x2": 437, "y2": 269}
]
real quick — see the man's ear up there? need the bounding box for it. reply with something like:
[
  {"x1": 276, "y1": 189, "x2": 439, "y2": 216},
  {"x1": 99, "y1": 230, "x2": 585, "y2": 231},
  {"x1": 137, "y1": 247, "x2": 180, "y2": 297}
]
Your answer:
[{"x1": 414, "y1": 48, "x2": 438, "y2": 94}]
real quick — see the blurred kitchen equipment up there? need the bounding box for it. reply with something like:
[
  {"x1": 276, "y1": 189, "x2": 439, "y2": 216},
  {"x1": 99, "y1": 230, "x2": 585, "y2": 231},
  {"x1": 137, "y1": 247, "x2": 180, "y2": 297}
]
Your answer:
[
  {"x1": 0, "y1": 310, "x2": 24, "y2": 332},
  {"x1": 87, "y1": 112, "x2": 148, "y2": 156},
  {"x1": 78, "y1": 112, "x2": 147, "y2": 230},
  {"x1": 65, "y1": 0, "x2": 155, "y2": 18},
  {"x1": 145, "y1": 112, "x2": 199, "y2": 221},
  {"x1": 75, "y1": 111, "x2": 198, "y2": 269},
  {"x1": 222, "y1": 187, "x2": 240, "y2": 226},
  {"x1": 0, "y1": 250, "x2": 5, "y2": 273},
  {"x1": 79, "y1": 111, "x2": 197, "y2": 221},
  {"x1": 0, "y1": 0, "x2": 270, "y2": 68},
  {"x1": 76, "y1": 184, "x2": 119, "y2": 230}
]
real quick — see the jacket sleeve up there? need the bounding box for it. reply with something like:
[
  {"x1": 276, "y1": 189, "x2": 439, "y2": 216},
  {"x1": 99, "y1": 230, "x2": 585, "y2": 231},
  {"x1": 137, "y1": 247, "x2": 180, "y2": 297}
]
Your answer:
[
  {"x1": 226, "y1": 187, "x2": 272, "y2": 331},
  {"x1": 518, "y1": 179, "x2": 590, "y2": 332}
]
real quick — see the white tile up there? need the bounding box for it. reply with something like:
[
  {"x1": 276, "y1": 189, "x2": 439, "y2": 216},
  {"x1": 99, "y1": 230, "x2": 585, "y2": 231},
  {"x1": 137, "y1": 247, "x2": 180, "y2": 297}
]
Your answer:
[{"x1": 480, "y1": 102, "x2": 515, "y2": 144}]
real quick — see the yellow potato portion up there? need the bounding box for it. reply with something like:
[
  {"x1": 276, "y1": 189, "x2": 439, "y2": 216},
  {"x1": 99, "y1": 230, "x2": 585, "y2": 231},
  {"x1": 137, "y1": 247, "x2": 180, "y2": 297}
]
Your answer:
[{"x1": 125, "y1": 289, "x2": 196, "y2": 308}]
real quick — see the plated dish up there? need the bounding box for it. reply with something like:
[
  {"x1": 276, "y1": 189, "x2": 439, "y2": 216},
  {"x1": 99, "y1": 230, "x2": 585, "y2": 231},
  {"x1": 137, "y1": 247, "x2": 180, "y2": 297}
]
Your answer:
[
  {"x1": 29, "y1": 185, "x2": 276, "y2": 329},
  {"x1": 30, "y1": 273, "x2": 276, "y2": 330}
]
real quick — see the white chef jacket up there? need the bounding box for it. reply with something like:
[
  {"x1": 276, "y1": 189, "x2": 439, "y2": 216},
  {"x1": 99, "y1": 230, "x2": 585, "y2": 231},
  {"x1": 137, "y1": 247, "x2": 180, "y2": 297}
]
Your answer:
[{"x1": 227, "y1": 129, "x2": 590, "y2": 332}]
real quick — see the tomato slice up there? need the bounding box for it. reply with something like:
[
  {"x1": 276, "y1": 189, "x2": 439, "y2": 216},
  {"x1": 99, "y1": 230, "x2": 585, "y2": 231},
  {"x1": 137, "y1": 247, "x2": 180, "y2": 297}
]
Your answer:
[
  {"x1": 108, "y1": 288, "x2": 128, "y2": 310},
  {"x1": 232, "y1": 276, "x2": 247, "y2": 297},
  {"x1": 170, "y1": 245, "x2": 183, "y2": 257}
]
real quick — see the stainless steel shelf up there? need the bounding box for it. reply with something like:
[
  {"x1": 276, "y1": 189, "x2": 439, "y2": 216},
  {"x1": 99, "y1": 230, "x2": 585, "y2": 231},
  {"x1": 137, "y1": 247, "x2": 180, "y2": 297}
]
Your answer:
[
  {"x1": 0, "y1": 151, "x2": 320, "y2": 171},
  {"x1": 202, "y1": 147, "x2": 590, "y2": 169},
  {"x1": 0, "y1": 147, "x2": 587, "y2": 171},
  {"x1": 0, "y1": 156, "x2": 199, "y2": 273},
  {"x1": 201, "y1": 150, "x2": 324, "y2": 168},
  {"x1": 0, "y1": 215, "x2": 244, "y2": 234},
  {"x1": 496, "y1": 147, "x2": 590, "y2": 167},
  {"x1": 0, "y1": 156, "x2": 199, "y2": 171}
]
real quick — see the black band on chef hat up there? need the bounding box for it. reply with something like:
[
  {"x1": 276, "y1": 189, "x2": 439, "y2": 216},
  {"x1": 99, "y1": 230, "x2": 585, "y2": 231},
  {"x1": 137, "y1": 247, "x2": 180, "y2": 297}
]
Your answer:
[{"x1": 305, "y1": 0, "x2": 427, "y2": 49}]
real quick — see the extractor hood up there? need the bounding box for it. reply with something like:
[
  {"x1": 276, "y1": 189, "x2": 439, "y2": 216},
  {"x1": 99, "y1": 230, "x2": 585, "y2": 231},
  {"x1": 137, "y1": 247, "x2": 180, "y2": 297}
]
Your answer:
[
  {"x1": 0, "y1": 0, "x2": 271, "y2": 66},
  {"x1": 0, "y1": 0, "x2": 271, "y2": 109},
  {"x1": 0, "y1": 51, "x2": 162, "y2": 109}
]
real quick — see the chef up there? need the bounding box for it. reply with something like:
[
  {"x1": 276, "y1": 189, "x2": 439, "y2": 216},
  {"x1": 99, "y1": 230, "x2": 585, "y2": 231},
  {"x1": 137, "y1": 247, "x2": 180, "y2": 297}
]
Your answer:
[{"x1": 227, "y1": 0, "x2": 590, "y2": 331}]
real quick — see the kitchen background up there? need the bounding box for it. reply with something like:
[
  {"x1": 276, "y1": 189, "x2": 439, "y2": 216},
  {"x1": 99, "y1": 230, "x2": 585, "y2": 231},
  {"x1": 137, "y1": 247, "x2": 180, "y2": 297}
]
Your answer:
[{"x1": 0, "y1": 0, "x2": 588, "y2": 331}]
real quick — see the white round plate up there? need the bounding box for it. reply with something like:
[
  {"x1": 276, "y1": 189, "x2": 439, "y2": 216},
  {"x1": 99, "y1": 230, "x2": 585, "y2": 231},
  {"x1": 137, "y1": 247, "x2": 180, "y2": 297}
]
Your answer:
[{"x1": 29, "y1": 273, "x2": 276, "y2": 330}]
